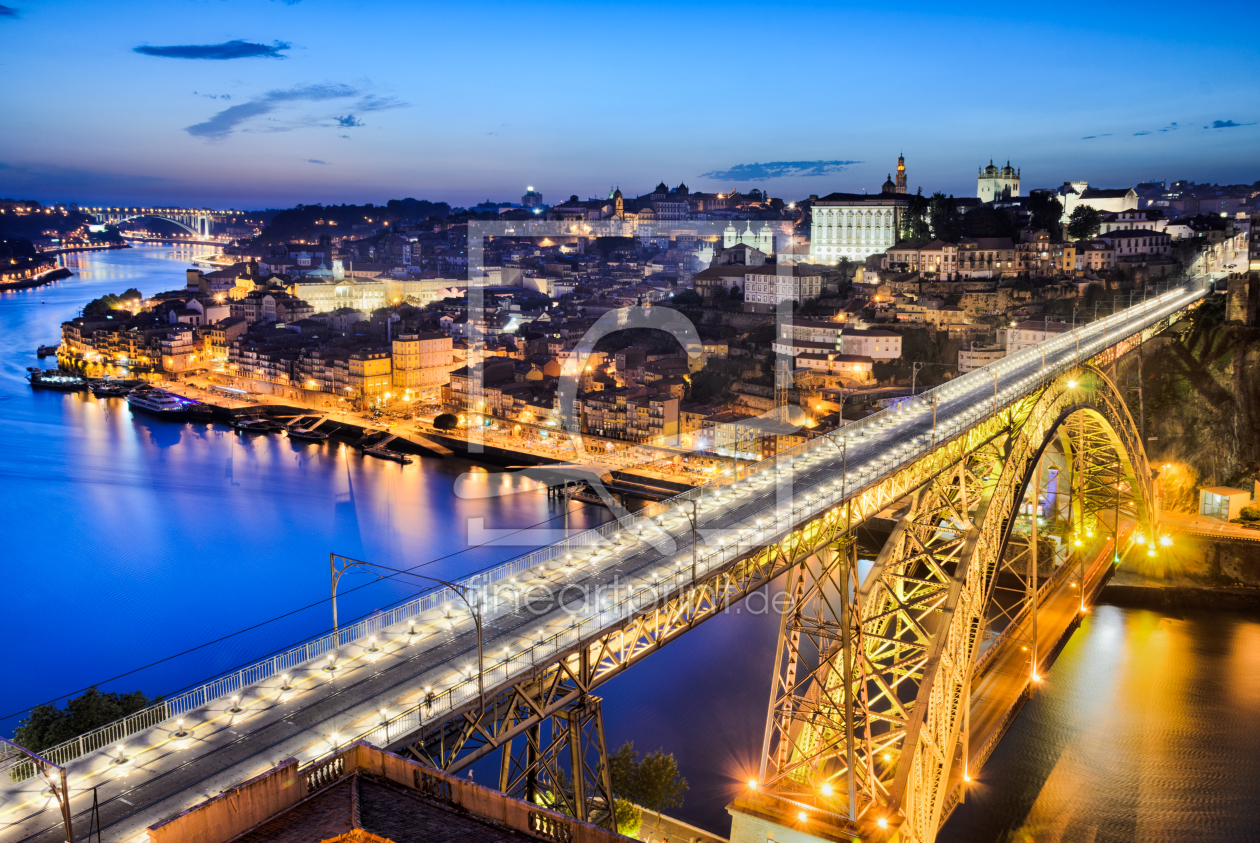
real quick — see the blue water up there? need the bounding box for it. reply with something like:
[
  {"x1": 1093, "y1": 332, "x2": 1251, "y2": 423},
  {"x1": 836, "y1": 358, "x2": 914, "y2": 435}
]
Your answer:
[{"x1": 0, "y1": 244, "x2": 613, "y2": 726}]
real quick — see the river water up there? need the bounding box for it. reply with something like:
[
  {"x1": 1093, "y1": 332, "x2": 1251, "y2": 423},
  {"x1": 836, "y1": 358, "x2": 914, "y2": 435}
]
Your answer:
[{"x1": 4, "y1": 246, "x2": 1259, "y2": 840}]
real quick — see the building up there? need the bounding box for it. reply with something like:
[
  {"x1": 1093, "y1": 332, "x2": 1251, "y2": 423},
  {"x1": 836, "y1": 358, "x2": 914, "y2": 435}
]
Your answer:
[
  {"x1": 1097, "y1": 229, "x2": 1172, "y2": 260},
  {"x1": 723, "y1": 221, "x2": 775, "y2": 254},
  {"x1": 895, "y1": 153, "x2": 907, "y2": 194},
  {"x1": 809, "y1": 191, "x2": 908, "y2": 265},
  {"x1": 958, "y1": 342, "x2": 1006, "y2": 373},
  {"x1": 1059, "y1": 184, "x2": 1139, "y2": 219},
  {"x1": 144, "y1": 741, "x2": 625, "y2": 843},
  {"x1": 1099, "y1": 210, "x2": 1167, "y2": 234},
  {"x1": 1005, "y1": 319, "x2": 1071, "y2": 353},
  {"x1": 578, "y1": 387, "x2": 679, "y2": 443},
  {"x1": 391, "y1": 332, "x2": 454, "y2": 402},
  {"x1": 521, "y1": 186, "x2": 544, "y2": 208},
  {"x1": 1198, "y1": 485, "x2": 1256, "y2": 521},
  {"x1": 743, "y1": 265, "x2": 826, "y2": 312},
  {"x1": 977, "y1": 160, "x2": 1020, "y2": 202},
  {"x1": 773, "y1": 325, "x2": 902, "y2": 361}
]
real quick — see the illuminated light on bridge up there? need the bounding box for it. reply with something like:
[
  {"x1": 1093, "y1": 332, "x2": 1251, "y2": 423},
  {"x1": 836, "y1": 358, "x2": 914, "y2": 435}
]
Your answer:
[{"x1": 0, "y1": 280, "x2": 1212, "y2": 843}]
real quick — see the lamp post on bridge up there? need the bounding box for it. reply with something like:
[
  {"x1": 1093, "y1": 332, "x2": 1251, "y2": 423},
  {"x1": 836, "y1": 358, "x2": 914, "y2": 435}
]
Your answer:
[
  {"x1": 329, "y1": 553, "x2": 486, "y2": 716},
  {"x1": 1, "y1": 738, "x2": 74, "y2": 843}
]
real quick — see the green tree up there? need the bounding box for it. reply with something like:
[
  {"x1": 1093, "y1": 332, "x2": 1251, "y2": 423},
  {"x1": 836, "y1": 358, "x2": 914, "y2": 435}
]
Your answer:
[
  {"x1": 1027, "y1": 192, "x2": 1064, "y2": 235},
  {"x1": 608, "y1": 742, "x2": 644, "y2": 835},
  {"x1": 614, "y1": 799, "x2": 642, "y2": 837},
  {"x1": 927, "y1": 192, "x2": 963, "y2": 242},
  {"x1": 899, "y1": 188, "x2": 931, "y2": 241},
  {"x1": 15, "y1": 687, "x2": 158, "y2": 753},
  {"x1": 636, "y1": 749, "x2": 689, "y2": 824},
  {"x1": 962, "y1": 206, "x2": 1018, "y2": 239},
  {"x1": 433, "y1": 413, "x2": 458, "y2": 430},
  {"x1": 1067, "y1": 205, "x2": 1103, "y2": 241}
]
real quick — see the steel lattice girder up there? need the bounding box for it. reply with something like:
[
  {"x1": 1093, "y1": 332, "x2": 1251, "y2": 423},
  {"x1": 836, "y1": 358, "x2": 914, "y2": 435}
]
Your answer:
[{"x1": 759, "y1": 367, "x2": 1154, "y2": 843}]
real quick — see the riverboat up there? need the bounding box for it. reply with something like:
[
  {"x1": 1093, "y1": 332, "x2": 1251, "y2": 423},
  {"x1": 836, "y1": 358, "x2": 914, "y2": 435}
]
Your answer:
[
  {"x1": 364, "y1": 445, "x2": 413, "y2": 464},
  {"x1": 127, "y1": 388, "x2": 191, "y2": 417},
  {"x1": 28, "y1": 370, "x2": 87, "y2": 391},
  {"x1": 287, "y1": 427, "x2": 329, "y2": 442}
]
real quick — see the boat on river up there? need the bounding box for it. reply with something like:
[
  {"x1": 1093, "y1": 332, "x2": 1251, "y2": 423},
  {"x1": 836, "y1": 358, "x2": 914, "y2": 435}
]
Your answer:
[
  {"x1": 127, "y1": 387, "x2": 191, "y2": 417},
  {"x1": 28, "y1": 370, "x2": 87, "y2": 391},
  {"x1": 287, "y1": 427, "x2": 329, "y2": 442},
  {"x1": 364, "y1": 445, "x2": 413, "y2": 464}
]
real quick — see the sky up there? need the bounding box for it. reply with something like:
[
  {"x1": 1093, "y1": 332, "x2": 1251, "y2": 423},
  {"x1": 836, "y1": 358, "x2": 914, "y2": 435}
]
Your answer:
[{"x1": 1, "y1": 0, "x2": 1258, "y2": 210}]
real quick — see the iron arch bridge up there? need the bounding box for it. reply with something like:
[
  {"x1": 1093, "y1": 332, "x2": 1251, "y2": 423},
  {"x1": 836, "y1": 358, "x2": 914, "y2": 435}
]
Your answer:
[{"x1": 0, "y1": 281, "x2": 1208, "y2": 843}]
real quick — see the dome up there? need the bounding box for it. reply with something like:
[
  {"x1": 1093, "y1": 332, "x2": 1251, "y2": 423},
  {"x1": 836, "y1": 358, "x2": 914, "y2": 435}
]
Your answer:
[{"x1": 881, "y1": 174, "x2": 897, "y2": 194}]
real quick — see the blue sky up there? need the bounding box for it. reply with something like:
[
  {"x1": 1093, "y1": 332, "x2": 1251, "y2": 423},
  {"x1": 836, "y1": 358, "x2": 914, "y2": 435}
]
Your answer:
[{"x1": 1, "y1": 0, "x2": 1257, "y2": 209}]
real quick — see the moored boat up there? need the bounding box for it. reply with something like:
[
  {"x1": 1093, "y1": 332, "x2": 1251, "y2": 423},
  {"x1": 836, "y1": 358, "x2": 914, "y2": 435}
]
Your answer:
[
  {"x1": 37, "y1": 345, "x2": 60, "y2": 358},
  {"x1": 364, "y1": 445, "x2": 413, "y2": 464},
  {"x1": 127, "y1": 387, "x2": 191, "y2": 417},
  {"x1": 287, "y1": 427, "x2": 329, "y2": 442}
]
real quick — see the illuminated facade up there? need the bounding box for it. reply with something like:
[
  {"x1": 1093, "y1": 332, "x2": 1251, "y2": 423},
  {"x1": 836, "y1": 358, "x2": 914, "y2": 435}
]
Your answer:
[
  {"x1": 977, "y1": 160, "x2": 1020, "y2": 202},
  {"x1": 809, "y1": 192, "x2": 907, "y2": 265}
]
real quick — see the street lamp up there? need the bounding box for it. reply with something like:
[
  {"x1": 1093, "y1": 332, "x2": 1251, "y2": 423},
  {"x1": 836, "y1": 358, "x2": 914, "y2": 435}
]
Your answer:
[
  {"x1": 1, "y1": 738, "x2": 74, "y2": 843},
  {"x1": 329, "y1": 553, "x2": 486, "y2": 715}
]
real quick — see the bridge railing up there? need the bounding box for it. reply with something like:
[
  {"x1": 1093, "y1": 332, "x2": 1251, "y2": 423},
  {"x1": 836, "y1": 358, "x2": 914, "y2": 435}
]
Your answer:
[{"x1": 0, "y1": 278, "x2": 1207, "y2": 787}]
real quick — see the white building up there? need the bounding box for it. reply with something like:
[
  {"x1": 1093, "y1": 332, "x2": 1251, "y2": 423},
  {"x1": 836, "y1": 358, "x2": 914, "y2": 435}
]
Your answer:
[
  {"x1": 977, "y1": 160, "x2": 1020, "y2": 202},
  {"x1": 723, "y1": 221, "x2": 775, "y2": 254},
  {"x1": 809, "y1": 192, "x2": 907, "y2": 265},
  {"x1": 958, "y1": 343, "x2": 1006, "y2": 373},
  {"x1": 1058, "y1": 184, "x2": 1139, "y2": 220},
  {"x1": 773, "y1": 327, "x2": 902, "y2": 361},
  {"x1": 1099, "y1": 210, "x2": 1167, "y2": 234},
  {"x1": 1005, "y1": 319, "x2": 1071, "y2": 353}
]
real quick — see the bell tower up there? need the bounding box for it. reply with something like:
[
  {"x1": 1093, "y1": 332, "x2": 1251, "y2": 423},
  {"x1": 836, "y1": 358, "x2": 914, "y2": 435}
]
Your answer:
[{"x1": 896, "y1": 153, "x2": 907, "y2": 194}]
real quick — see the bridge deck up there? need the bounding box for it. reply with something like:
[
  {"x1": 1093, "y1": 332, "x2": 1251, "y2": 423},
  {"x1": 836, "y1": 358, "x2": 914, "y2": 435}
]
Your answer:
[{"x1": 2, "y1": 281, "x2": 1209, "y2": 843}]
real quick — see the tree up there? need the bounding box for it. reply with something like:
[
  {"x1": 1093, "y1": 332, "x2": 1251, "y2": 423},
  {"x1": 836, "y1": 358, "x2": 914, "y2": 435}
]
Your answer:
[
  {"x1": 1027, "y1": 192, "x2": 1064, "y2": 235},
  {"x1": 962, "y1": 206, "x2": 1018, "y2": 239},
  {"x1": 433, "y1": 413, "x2": 458, "y2": 430},
  {"x1": 899, "y1": 188, "x2": 931, "y2": 242},
  {"x1": 670, "y1": 289, "x2": 703, "y2": 308},
  {"x1": 1067, "y1": 205, "x2": 1103, "y2": 241},
  {"x1": 927, "y1": 192, "x2": 964, "y2": 242},
  {"x1": 15, "y1": 687, "x2": 158, "y2": 753},
  {"x1": 636, "y1": 749, "x2": 688, "y2": 823}
]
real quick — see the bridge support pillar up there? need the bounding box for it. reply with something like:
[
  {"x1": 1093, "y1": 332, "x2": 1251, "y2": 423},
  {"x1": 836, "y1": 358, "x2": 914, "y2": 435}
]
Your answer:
[{"x1": 498, "y1": 693, "x2": 614, "y2": 830}]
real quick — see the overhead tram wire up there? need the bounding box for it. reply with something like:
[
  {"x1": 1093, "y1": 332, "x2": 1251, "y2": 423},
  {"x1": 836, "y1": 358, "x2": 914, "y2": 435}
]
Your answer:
[{"x1": 0, "y1": 495, "x2": 604, "y2": 726}]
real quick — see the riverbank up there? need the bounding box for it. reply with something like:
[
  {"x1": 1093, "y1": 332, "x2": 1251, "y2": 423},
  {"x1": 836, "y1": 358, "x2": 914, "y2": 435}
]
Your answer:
[
  {"x1": 1101, "y1": 583, "x2": 1260, "y2": 611},
  {"x1": 0, "y1": 267, "x2": 72, "y2": 292}
]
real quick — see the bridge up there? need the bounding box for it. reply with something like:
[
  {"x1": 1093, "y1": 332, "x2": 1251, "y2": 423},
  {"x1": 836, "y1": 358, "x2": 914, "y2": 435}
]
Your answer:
[
  {"x1": 0, "y1": 279, "x2": 1210, "y2": 843},
  {"x1": 83, "y1": 207, "x2": 243, "y2": 238}
]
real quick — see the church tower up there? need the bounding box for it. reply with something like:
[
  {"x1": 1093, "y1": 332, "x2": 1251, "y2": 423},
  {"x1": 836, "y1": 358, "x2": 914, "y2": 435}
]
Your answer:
[{"x1": 896, "y1": 154, "x2": 907, "y2": 194}]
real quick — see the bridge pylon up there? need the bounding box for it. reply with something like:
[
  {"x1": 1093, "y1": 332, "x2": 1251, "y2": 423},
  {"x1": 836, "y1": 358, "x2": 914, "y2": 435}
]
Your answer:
[{"x1": 741, "y1": 365, "x2": 1156, "y2": 843}]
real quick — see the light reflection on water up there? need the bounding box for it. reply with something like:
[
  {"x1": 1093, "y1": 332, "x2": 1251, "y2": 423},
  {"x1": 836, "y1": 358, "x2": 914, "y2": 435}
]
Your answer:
[
  {"x1": 940, "y1": 605, "x2": 1260, "y2": 843},
  {"x1": 2, "y1": 245, "x2": 607, "y2": 733}
]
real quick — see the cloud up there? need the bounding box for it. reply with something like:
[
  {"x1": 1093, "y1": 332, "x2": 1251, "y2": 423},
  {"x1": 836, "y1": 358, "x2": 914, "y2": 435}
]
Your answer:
[
  {"x1": 1133, "y1": 131, "x2": 1151, "y2": 136},
  {"x1": 1205, "y1": 119, "x2": 1254, "y2": 129},
  {"x1": 1159, "y1": 122, "x2": 1178, "y2": 132},
  {"x1": 193, "y1": 91, "x2": 232, "y2": 100},
  {"x1": 1080, "y1": 134, "x2": 1112, "y2": 139},
  {"x1": 336, "y1": 114, "x2": 364, "y2": 127},
  {"x1": 339, "y1": 134, "x2": 350, "y2": 139},
  {"x1": 186, "y1": 82, "x2": 357, "y2": 139},
  {"x1": 700, "y1": 160, "x2": 861, "y2": 182},
  {"x1": 307, "y1": 159, "x2": 328, "y2": 165},
  {"x1": 0, "y1": 5, "x2": 17, "y2": 18},
  {"x1": 134, "y1": 40, "x2": 290, "y2": 60}
]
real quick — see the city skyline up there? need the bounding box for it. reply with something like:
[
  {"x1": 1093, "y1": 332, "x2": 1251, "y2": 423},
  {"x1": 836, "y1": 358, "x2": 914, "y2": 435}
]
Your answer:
[{"x1": 2, "y1": 0, "x2": 1258, "y2": 208}]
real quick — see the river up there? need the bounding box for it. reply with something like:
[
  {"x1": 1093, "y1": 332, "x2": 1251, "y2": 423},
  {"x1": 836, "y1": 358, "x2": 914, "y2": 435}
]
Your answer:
[{"x1": 4, "y1": 246, "x2": 1259, "y2": 841}]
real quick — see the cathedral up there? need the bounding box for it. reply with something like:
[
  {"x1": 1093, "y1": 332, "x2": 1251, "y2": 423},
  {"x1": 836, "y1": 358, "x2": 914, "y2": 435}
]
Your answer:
[
  {"x1": 723, "y1": 220, "x2": 775, "y2": 254},
  {"x1": 977, "y1": 160, "x2": 1020, "y2": 202}
]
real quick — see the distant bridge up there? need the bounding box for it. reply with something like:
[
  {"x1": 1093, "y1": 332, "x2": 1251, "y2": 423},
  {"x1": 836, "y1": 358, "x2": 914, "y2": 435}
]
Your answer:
[
  {"x1": 1, "y1": 279, "x2": 1212, "y2": 843},
  {"x1": 84, "y1": 206, "x2": 243, "y2": 238}
]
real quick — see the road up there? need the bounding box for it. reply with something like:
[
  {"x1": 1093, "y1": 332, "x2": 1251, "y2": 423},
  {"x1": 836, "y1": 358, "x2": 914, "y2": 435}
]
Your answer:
[{"x1": 1, "y1": 279, "x2": 1209, "y2": 843}]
